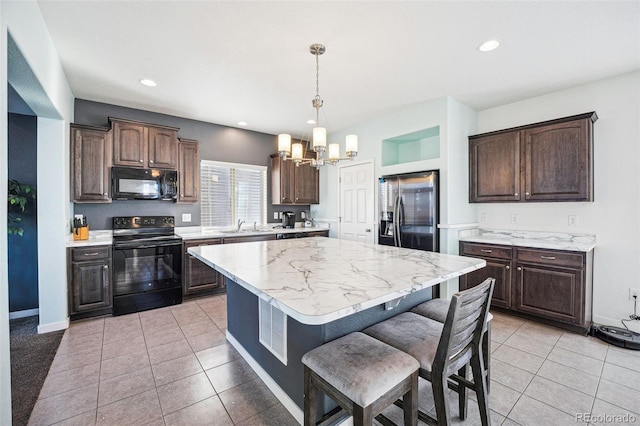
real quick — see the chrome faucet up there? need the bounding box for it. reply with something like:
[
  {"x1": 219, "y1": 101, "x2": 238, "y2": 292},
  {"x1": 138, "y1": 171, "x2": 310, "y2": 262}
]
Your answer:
[
  {"x1": 237, "y1": 219, "x2": 245, "y2": 232},
  {"x1": 253, "y1": 221, "x2": 257, "y2": 231}
]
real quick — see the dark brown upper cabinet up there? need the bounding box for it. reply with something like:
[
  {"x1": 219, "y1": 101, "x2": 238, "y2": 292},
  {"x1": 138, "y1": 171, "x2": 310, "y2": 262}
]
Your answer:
[
  {"x1": 469, "y1": 112, "x2": 597, "y2": 203},
  {"x1": 110, "y1": 117, "x2": 179, "y2": 169},
  {"x1": 71, "y1": 124, "x2": 112, "y2": 203},
  {"x1": 178, "y1": 138, "x2": 200, "y2": 203},
  {"x1": 270, "y1": 154, "x2": 319, "y2": 205}
]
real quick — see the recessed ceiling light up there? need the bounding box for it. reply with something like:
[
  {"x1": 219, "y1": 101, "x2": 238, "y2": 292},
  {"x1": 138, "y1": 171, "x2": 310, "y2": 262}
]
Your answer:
[
  {"x1": 237, "y1": 121, "x2": 247, "y2": 126},
  {"x1": 139, "y1": 78, "x2": 157, "y2": 87},
  {"x1": 478, "y1": 39, "x2": 500, "y2": 52}
]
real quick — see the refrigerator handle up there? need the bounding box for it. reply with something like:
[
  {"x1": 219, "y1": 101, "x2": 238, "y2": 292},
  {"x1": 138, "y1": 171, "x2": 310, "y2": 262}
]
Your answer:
[
  {"x1": 392, "y1": 195, "x2": 398, "y2": 247},
  {"x1": 394, "y1": 195, "x2": 402, "y2": 248},
  {"x1": 397, "y1": 196, "x2": 404, "y2": 248}
]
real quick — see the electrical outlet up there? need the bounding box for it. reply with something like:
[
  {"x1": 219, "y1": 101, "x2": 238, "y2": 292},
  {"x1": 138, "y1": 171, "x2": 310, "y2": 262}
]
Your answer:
[
  {"x1": 480, "y1": 213, "x2": 487, "y2": 222},
  {"x1": 273, "y1": 212, "x2": 279, "y2": 220},
  {"x1": 568, "y1": 215, "x2": 578, "y2": 226},
  {"x1": 301, "y1": 211, "x2": 306, "y2": 219},
  {"x1": 181, "y1": 213, "x2": 191, "y2": 222},
  {"x1": 511, "y1": 214, "x2": 518, "y2": 224},
  {"x1": 630, "y1": 288, "x2": 640, "y2": 300}
]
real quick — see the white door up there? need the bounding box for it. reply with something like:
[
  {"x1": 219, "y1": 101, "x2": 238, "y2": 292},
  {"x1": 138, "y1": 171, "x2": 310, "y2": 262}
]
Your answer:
[{"x1": 339, "y1": 161, "x2": 375, "y2": 243}]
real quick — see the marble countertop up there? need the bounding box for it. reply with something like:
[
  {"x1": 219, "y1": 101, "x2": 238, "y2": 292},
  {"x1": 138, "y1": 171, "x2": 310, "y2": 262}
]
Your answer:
[
  {"x1": 189, "y1": 238, "x2": 485, "y2": 325},
  {"x1": 66, "y1": 225, "x2": 329, "y2": 247},
  {"x1": 176, "y1": 225, "x2": 328, "y2": 240},
  {"x1": 66, "y1": 230, "x2": 112, "y2": 247},
  {"x1": 459, "y1": 228, "x2": 596, "y2": 252}
]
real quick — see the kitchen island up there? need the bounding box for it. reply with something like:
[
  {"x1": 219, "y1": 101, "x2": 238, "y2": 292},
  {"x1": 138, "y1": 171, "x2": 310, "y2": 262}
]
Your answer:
[{"x1": 188, "y1": 237, "x2": 485, "y2": 423}]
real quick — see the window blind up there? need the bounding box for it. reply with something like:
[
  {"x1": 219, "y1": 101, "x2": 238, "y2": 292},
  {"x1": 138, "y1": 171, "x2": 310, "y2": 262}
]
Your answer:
[{"x1": 200, "y1": 160, "x2": 267, "y2": 227}]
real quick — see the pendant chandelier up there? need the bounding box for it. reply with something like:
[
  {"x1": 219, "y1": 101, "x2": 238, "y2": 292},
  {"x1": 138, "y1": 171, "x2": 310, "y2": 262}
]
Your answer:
[{"x1": 278, "y1": 44, "x2": 358, "y2": 169}]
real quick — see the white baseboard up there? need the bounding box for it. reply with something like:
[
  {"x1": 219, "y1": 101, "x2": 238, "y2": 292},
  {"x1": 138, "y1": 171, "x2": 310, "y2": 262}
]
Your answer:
[
  {"x1": 226, "y1": 331, "x2": 304, "y2": 424},
  {"x1": 37, "y1": 318, "x2": 69, "y2": 334},
  {"x1": 9, "y1": 308, "x2": 39, "y2": 320}
]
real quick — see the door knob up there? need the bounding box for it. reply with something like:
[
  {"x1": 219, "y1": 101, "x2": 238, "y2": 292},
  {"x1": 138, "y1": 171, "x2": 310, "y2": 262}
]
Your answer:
[{"x1": 365, "y1": 228, "x2": 371, "y2": 233}]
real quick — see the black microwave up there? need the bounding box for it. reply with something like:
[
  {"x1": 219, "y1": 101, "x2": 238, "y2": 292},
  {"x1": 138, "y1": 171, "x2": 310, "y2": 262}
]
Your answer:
[{"x1": 112, "y1": 167, "x2": 178, "y2": 201}]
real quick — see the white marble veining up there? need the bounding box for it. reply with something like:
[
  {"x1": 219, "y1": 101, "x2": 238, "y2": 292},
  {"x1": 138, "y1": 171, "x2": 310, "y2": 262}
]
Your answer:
[
  {"x1": 176, "y1": 225, "x2": 329, "y2": 240},
  {"x1": 189, "y1": 238, "x2": 485, "y2": 325},
  {"x1": 459, "y1": 228, "x2": 596, "y2": 252},
  {"x1": 65, "y1": 230, "x2": 112, "y2": 247}
]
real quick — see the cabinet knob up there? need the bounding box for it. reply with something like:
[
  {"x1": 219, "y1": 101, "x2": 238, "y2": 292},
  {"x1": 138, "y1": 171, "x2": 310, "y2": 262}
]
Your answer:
[
  {"x1": 526, "y1": 192, "x2": 530, "y2": 196},
  {"x1": 150, "y1": 160, "x2": 154, "y2": 163},
  {"x1": 514, "y1": 192, "x2": 519, "y2": 196},
  {"x1": 295, "y1": 197, "x2": 299, "y2": 201},
  {"x1": 517, "y1": 267, "x2": 522, "y2": 271},
  {"x1": 139, "y1": 159, "x2": 143, "y2": 163},
  {"x1": 103, "y1": 265, "x2": 109, "y2": 270},
  {"x1": 506, "y1": 265, "x2": 510, "y2": 270},
  {"x1": 104, "y1": 193, "x2": 108, "y2": 196},
  {"x1": 480, "y1": 249, "x2": 492, "y2": 253}
]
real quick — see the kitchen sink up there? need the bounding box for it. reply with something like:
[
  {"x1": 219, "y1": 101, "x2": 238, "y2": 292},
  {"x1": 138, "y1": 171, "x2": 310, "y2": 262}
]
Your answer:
[{"x1": 221, "y1": 228, "x2": 273, "y2": 234}]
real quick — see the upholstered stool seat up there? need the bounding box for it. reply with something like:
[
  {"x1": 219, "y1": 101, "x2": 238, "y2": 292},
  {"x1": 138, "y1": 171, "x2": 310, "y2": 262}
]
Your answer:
[{"x1": 302, "y1": 331, "x2": 419, "y2": 425}]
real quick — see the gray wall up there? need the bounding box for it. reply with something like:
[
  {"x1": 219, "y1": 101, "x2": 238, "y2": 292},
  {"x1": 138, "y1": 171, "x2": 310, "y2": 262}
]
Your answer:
[{"x1": 73, "y1": 99, "x2": 310, "y2": 230}]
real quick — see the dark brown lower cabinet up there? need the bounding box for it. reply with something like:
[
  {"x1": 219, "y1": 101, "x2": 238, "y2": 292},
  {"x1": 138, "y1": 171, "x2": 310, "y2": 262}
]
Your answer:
[
  {"x1": 460, "y1": 241, "x2": 593, "y2": 333},
  {"x1": 183, "y1": 239, "x2": 225, "y2": 298},
  {"x1": 68, "y1": 246, "x2": 112, "y2": 319}
]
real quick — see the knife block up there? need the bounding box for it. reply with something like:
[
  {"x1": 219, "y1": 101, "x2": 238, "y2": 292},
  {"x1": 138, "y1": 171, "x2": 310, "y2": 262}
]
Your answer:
[{"x1": 73, "y1": 226, "x2": 89, "y2": 241}]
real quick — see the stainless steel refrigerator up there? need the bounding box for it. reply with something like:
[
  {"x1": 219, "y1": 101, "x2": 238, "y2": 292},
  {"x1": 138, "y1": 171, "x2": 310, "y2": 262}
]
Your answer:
[{"x1": 378, "y1": 170, "x2": 439, "y2": 252}]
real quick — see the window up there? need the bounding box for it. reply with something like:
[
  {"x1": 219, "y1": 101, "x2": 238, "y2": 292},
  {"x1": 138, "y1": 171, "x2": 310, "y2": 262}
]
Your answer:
[{"x1": 200, "y1": 160, "x2": 267, "y2": 227}]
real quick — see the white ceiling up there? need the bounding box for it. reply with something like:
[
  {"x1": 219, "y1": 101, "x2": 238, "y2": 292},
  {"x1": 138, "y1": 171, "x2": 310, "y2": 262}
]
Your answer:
[{"x1": 36, "y1": 1, "x2": 639, "y2": 138}]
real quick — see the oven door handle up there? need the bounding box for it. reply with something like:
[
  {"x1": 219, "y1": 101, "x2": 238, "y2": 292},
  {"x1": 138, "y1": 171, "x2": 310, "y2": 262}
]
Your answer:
[{"x1": 113, "y1": 241, "x2": 182, "y2": 249}]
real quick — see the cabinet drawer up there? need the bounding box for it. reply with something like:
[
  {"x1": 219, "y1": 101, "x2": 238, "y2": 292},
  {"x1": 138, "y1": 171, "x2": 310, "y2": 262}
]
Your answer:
[
  {"x1": 460, "y1": 243, "x2": 512, "y2": 260},
  {"x1": 516, "y1": 248, "x2": 584, "y2": 269},
  {"x1": 71, "y1": 246, "x2": 111, "y2": 261}
]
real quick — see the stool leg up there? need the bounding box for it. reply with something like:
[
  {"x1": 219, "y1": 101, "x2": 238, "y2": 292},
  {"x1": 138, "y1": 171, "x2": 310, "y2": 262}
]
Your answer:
[
  {"x1": 403, "y1": 371, "x2": 418, "y2": 426},
  {"x1": 483, "y1": 323, "x2": 491, "y2": 393},
  {"x1": 457, "y1": 365, "x2": 468, "y2": 420},
  {"x1": 432, "y1": 371, "x2": 451, "y2": 426},
  {"x1": 304, "y1": 366, "x2": 317, "y2": 426},
  {"x1": 353, "y1": 404, "x2": 374, "y2": 426},
  {"x1": 471, "y1": 353, "x2": 491, "y2": 426}
]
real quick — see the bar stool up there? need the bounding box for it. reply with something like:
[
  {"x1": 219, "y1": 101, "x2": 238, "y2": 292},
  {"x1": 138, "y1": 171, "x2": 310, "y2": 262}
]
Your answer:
[
  {"x1": 411, "y1": 297, "x2": 493, "y2": 392},
  {"x1": 363, "y1": 278, "x2": 494, "y2": 426},
  {"x1": 302, "y1": 331, "x2": 419, "y2": 425}
]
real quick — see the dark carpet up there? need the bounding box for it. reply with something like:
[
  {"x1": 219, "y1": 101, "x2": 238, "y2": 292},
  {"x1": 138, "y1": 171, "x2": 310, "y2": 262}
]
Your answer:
[{"x1": 10, "y1": 316, "x2": 64, "y2": 426}]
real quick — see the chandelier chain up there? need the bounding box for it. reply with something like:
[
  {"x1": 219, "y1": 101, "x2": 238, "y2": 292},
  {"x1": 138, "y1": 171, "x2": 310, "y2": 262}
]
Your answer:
[{"x1": 315, "y1": 49, "x2": 320, "y2": 102}]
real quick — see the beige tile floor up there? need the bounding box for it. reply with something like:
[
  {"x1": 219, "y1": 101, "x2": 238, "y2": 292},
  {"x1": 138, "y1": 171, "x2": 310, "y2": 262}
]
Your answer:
[{"x1": 27, "y1": 296, "x2": 640, "y2": 425}]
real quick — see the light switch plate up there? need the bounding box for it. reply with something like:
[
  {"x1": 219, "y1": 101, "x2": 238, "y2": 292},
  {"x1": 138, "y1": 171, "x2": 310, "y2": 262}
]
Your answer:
[
  {"x1": 273, "y1": 212, "x2": 279, "y2": 220},
  {"x1": 182, "y1": 213, "x2": 191, "y2": 222}
]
